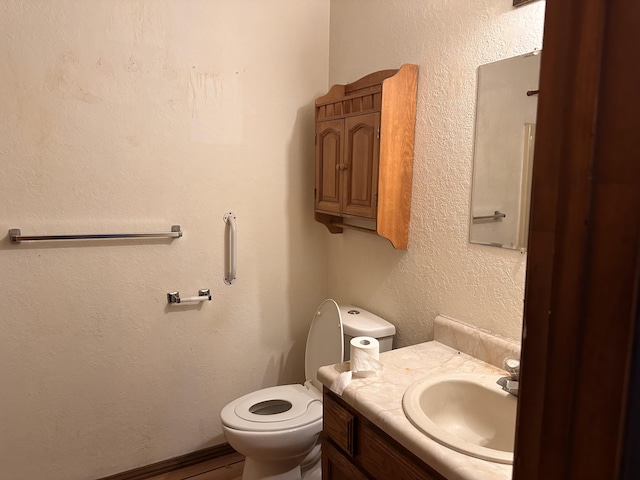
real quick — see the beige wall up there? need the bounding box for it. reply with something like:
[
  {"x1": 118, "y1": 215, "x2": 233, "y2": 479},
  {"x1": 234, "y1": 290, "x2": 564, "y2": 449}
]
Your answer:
[
  {"x1": 0, "y1": 0, "x2": 546, "y2": 478},
  {"x1": 0, "y1": 1, "x2": 329, "y2": 479},
  {"x1": 326, "y1": 0, "x2": 545, "y2": 345}
]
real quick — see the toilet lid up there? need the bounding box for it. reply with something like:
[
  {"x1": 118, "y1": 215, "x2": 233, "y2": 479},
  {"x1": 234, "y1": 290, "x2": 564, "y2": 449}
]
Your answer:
[
  {"x1": 221, "y1": 384, "x2": 323, "y2": 432},
  {"x1": 305, "y1": 299, "x2": 344, "y2": 391}
]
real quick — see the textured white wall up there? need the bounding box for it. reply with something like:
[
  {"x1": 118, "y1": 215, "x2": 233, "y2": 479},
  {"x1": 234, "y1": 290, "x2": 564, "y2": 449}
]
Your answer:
[
  {"x1": 0, "y1": 1, "x2": 546, "y2": 478},
  {"x1": 0, "y1": 1, "x2": 329, "y2": 479},
  {"x1": 327, "y1": 0, "x2": 545, "y2": 345}
]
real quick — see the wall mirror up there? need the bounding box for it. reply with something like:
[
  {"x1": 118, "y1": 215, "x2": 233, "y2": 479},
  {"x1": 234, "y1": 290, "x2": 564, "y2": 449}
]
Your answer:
[{"x1": 469, "y1": 51, "x2": 541, "y2": 251}]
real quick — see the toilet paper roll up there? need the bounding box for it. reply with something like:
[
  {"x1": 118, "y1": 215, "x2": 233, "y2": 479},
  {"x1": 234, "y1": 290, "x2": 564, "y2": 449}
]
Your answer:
[{"x1": 350, "y1": 336, "x2": 383, "y2": 377}]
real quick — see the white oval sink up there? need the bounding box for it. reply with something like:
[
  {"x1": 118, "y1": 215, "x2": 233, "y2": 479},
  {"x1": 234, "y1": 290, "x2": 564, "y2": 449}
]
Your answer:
[{"x1": 402, "y1": 373, "x2": 517, "y2": 464}]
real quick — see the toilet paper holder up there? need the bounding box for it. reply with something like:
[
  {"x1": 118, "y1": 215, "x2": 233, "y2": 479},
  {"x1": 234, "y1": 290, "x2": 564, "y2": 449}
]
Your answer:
[{"x1": 167, "y1": 289, "x2": 211, "y2": 304}]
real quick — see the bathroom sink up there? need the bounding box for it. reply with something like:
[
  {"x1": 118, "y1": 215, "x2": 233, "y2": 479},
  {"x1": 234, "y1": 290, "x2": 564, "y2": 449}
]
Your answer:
[{"x1": 402, "y1": 373, "x2": 517, "y2": 464}]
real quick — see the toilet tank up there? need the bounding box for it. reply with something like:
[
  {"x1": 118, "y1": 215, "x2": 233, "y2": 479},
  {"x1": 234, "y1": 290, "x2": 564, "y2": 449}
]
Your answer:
[{"x1": 339, "y1": 305, "x2": 396, "y2": 361}]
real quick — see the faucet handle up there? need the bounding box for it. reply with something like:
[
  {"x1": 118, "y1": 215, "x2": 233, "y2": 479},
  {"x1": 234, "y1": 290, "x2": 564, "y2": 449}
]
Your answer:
[{"x1": 503, "y1": 357, "x2": 520, "y2": 380}]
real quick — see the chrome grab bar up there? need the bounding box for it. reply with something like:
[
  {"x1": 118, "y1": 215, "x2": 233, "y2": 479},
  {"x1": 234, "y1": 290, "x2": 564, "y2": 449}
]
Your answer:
[
  {"x1": 472, "y1": 211, "x2": 507, "y2": 221},
  {"x1": 9, "y1": 225, "x2": 182, "y2": 244},
  {"x1": 223, "y1": 212, "x2": 237, "y2": 285}
]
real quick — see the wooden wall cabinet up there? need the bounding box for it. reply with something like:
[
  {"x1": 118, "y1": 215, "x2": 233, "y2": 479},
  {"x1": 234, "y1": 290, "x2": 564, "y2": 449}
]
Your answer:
[
  {"x1": 322, "y1": 389, "x2": 447, "y2": 480},
  {"x1": 314, "y1": 65, "x2": 418, "y2": 250}
]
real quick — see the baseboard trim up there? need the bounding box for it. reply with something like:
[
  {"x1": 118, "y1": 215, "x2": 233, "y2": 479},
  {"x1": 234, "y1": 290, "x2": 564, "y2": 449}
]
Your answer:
[{"x1": 97, "y1": 443, "x2": 237, "y2": 480}]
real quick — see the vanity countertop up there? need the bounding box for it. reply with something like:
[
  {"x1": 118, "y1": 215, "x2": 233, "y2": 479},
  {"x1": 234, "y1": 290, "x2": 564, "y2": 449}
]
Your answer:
[{"x1": 317, "y1": 340, "x2": 513, "y2": 480}]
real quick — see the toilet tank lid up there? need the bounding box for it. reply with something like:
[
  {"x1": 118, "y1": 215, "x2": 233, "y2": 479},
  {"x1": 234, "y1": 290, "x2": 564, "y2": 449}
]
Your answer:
[{"x1": 339, "y1": 305, "x2": 396, "y2": 338}]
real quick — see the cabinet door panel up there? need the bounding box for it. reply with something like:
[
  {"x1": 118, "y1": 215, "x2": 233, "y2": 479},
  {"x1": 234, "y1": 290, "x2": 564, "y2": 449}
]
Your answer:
[
  {"x1": 316, "y1": 119, "x2": 344, "y2": 214},
  {"x1": 342, "y1": 113, "x2": 380, "y2": 219},
  {"x1": 323, "y1": 392, "x2": 356, "y2": 456},
  {"x1": 358, "y1": 422, "x2": 444, "y2": 480},
  {"x1": 322, "y1": 438, "x2": 370, "y2": 480}
]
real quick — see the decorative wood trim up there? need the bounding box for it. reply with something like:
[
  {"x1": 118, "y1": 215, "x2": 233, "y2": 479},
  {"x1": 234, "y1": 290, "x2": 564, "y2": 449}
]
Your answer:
[
  {"x1": 316, "y1": 86, "x2": 383, "y2": 108},
  {"x1": 344, "y1": 69, "x2": 397, "y2": 94},
  {"x1": 376, "y1": 64, "x2": 418, "y2": 250},
  {"x1": 331, "y1": 221, "x2": 376, "y2": 235},
  {"x1": 315, "y1": 212, "x2": 344, "y2": 234},
  {"x1": 515, "y1": 0, "x2": 640, "y2": 478},
  {"x1": 97, "y1": 443, "x2": 237, "y2": 480},
  {"x1": 315, "y1": 84, "x2": 346, "y2": 114}
]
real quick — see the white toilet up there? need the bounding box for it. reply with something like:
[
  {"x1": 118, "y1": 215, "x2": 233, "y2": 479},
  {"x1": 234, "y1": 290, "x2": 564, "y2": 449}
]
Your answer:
[{"x1": 220, "y1": 299, "x2": 396, "y2": 480}]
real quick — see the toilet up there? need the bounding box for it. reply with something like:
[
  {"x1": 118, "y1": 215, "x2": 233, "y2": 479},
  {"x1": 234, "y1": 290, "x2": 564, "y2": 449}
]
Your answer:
[{"x1": 220, "y1": 299, "x2": 396, "y2": 480}]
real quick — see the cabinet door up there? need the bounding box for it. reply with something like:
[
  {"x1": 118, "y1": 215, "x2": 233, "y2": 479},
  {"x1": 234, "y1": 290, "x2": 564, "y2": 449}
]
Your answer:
[
  {"x1": 322, "y1": 438, "x2": 371, "y2": 480},
  {"x1": 323, "y1": 390, "x2": 447, "y2": 480},
  {"x1": 342, "y1": 113, "x2": 380, "y2": 219},
  {"x1": 315, "y1": 119, "x2": 344, "y2": 214}
]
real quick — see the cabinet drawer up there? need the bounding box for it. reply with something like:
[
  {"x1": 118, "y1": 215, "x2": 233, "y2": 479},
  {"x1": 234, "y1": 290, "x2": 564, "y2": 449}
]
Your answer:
[
  {"x1": 358, "y1": 421, "x2": 445, "y2": 480},
  {"x1": 323, "y1": 392, "x2": 356, "y2": 456}
]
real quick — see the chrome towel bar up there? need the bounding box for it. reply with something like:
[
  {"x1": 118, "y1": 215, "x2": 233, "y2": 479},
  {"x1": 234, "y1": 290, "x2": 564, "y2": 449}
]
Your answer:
[
  {"x1": 9, "y1": 225, "x2": 182, "y2": 244},
  {"x1": 472, "y1": 211, "x2": 507, "y2": 222}
]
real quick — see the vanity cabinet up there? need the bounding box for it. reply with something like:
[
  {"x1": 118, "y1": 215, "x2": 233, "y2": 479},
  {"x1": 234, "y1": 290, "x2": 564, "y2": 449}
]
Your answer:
[
  {"x1": 322, "y1": 388, "x2": 447, "y2": 480},
  {"x1": 314, "y1": 65, "x2": 418, "y2": 250}
]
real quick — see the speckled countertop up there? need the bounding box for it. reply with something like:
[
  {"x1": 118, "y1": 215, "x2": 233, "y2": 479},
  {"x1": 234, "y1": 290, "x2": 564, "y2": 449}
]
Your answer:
[{"x1": 317, "y1": 315, "x2": 520, "y2": 480}]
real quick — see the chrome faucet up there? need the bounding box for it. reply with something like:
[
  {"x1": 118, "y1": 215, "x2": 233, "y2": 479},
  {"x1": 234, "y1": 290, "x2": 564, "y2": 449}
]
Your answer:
[{"x1": 497, "y1": 357, "x2": 520, "y2": 397}]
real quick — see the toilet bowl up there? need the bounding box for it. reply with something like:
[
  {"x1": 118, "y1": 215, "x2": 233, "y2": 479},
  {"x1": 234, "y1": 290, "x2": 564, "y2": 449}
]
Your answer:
[{"x1": 220, "y1": 299, "x2": 395, "y2": 480}]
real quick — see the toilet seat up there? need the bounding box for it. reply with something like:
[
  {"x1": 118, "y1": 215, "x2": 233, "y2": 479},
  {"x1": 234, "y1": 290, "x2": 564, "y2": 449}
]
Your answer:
[
  {"x1": 304, "y1": 299, "x2": 344, "y2": 391},
  {"x1": 221, "y1": 384, "x2": 322, "y2": 432},
  {"x1": 220, "y1": 300, "x2": 345, "y2": 433}
]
